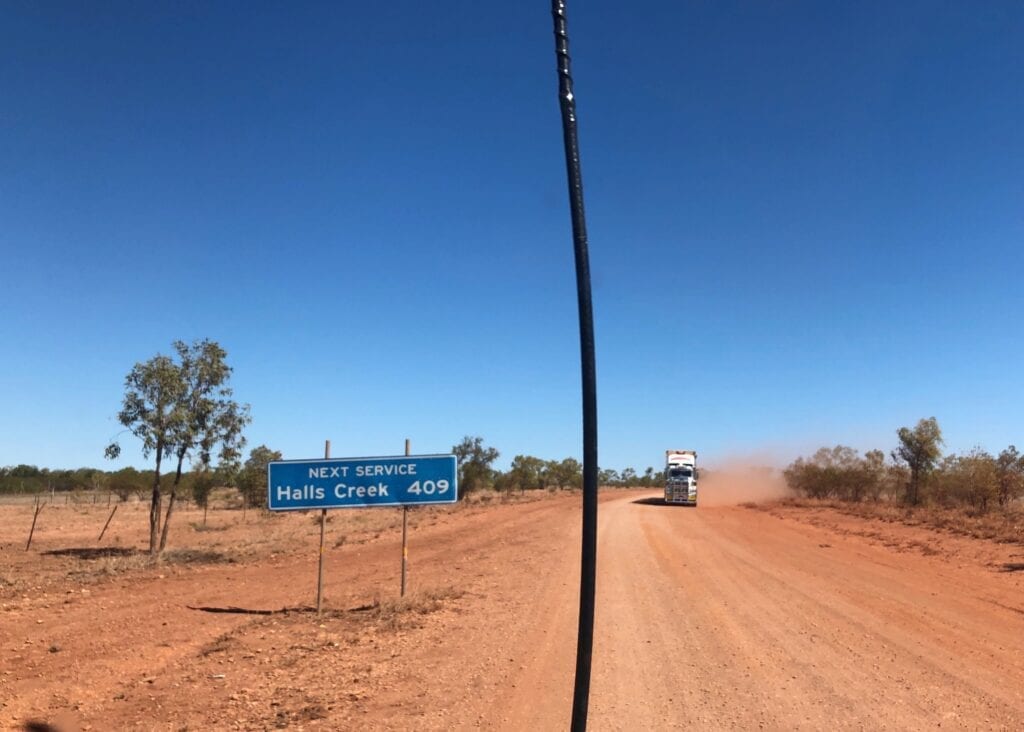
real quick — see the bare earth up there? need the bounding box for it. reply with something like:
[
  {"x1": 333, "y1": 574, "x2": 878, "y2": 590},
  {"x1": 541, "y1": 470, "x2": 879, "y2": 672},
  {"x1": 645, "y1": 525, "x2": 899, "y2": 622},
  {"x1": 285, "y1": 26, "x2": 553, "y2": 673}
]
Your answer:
[{"x1": 2, "y1": 489, "x2": 1023, "y2": 730}]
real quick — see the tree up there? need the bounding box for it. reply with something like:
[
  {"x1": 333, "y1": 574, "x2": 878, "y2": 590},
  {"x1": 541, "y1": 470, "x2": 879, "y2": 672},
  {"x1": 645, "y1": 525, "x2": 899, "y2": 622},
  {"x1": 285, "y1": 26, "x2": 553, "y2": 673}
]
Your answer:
[
  {"x1": 934, "y1": 449, "x2": 999, "y2": 512},
  {"x1": 783, "y1": 446, "x2": 874, "y2": 501},
  {"x1": 105, "y1": 353, "x2": 186, "y2": 554},
  {"x1": 620, "y1": 467, "x2": 637, "y2": 486},
  {"x1": 190, "y1": 469, "x2": 216, "y2": 524},
  {"x1": 106, "y1": 339, "x2": 248, "y2": 556},
  {"x1": 507, "y1": 454, "x2": 546, "y2": 492},
  {"x1": 959, "y1": 449, "x2": 999, "y2": 512},
  {"x1": 995, "y1": 446, "x2": 1024, "y2": 509},
  {"x1": 158, "y1": 340, "x2": 250, "y2": 551},
  {"x1": 452, "y1": 436, "x2": 499, "y2": 496},
  {"x1": 862, "y1": 449, "x2": 887, "y2": 502},
  {"x1": 237, "y1": 445, "x2": 283, "y2": 508},
  {"x1": 892, "y1": 417, "x2": 944, "y2": 506},
  {"x1": 598, "y1": 468, "x2": 619, "y2": 487},
  {"x1": 109, "y1": 467, "x2": 147, "y2": 501},
  {"x1": 552, "y1": 458, "x2": 583, "y2": 489}
]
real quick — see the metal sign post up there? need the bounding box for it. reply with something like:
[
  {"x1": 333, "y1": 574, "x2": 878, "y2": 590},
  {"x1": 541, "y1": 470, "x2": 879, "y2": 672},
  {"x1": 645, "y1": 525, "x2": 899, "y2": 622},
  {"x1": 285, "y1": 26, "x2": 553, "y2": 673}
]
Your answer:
[
  {"x1": 267, "y1": 450, "x2": 457, "y2": 606},
  {"x1": 316, "y1": 439, "x2": 330, "y2": 614},
  {"x1": 401, "y1": 438, "x2": 410, "y2": 597}
]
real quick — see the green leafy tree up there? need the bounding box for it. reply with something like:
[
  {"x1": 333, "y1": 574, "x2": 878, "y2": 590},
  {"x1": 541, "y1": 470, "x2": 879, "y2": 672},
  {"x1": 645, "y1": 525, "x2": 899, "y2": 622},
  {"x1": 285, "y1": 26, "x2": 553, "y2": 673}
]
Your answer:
[
  {"x1": 190, "y1": 469, "x2": 217, "y2": 524},
  {"x1": 507, "y1": 454, "x2": 546, "y2": 492},
  {"x1": 452, "y1": 436, "x2": 499, "y2": 496},
  {"x1": 620, "y1": 467, "x2": 637, "y2": 486},
  {"x1": 8, "y1": 465, "x2": 42, "y2": 477},
  {"x1": 598, "y1": 468, "x2": 619, "y2": 486},
  {"x1": 237, "y1": 445, "x2": 283, "y2": 508},
  {"x1": 106, "y1": 340, "x2": 249, "y2": 555},
  {"x1": 553, "y1": 458, "x2": 583, "y2": 489},
  {"x1": 158, "y1": 340, "x2": 250, "y2": 551},
  {"x1": 540, "y1": 458, "x2": 582, "y2": 489},
  {"x1": 109, "y1": 467, "x2": 147, "y2": 501},
  {"x1": 105, "y1": 353, "x2": 186, "y2": 554},
  {"x1": 892, "y1": 417, "x2": 944, "y2": 506}
]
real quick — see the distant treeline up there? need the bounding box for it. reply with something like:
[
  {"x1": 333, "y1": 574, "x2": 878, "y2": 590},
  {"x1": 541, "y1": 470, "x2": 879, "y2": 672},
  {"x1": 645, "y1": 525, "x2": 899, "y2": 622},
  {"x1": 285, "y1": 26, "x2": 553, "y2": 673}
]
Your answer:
[
  {"x1": 1, "y1": 444, "x2": 280, "y2": 508},
  {"x1": 784, "y1": 417, "x2": 1024, "y2": 513},
  {"x1": 441, "y1": 436, "x2": 664, "y2": 495},
  {"x1": 0, "y1": 465, "x2": 156, "y2": 498},
  {"x1": 2, "y1": 435, "x2": 664, "y2": 501}
]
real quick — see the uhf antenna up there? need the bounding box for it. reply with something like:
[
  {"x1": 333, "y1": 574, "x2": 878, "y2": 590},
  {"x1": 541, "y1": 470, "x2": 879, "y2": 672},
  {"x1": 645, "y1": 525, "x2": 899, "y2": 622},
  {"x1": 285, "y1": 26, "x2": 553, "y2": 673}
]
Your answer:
[{"x1": 550, "y1": 2, "x2": 599, "y2": 730}]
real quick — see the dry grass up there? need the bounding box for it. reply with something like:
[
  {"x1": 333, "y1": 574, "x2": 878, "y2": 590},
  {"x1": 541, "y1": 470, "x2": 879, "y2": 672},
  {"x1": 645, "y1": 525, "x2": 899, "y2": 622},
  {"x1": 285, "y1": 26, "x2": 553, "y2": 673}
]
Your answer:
[
  {"x1": 189, "y1": 521, "x2": 228, "y2": 532},
  {"x1": 199, "y1": 631, "x2": 235, "y2": 657},
  {"x1": 95, "y1": 552, "x2": 152, "y2": 576},
  {"x1": 778, "y1": 497, "x2": 1024, "y2": 545},
  {"x1": 59, "y1": 546, "x2": 234, "y2": 578},
  {"x1": 0, "y1": 572, "x2": 27, "y2": 594},
  {"x1": 347, "y1": 586, "x2": 465, "y2": 630},
  {"x1": 162, "y1": 548, "x2": 236, "y2": 565}
]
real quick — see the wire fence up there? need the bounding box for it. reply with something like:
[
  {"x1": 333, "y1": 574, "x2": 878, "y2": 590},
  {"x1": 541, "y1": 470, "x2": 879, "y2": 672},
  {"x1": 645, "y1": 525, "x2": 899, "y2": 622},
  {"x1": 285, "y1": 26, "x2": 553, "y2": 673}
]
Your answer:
[{"x1": 0, "y1": 488, "x2": 243, "y2": 511}]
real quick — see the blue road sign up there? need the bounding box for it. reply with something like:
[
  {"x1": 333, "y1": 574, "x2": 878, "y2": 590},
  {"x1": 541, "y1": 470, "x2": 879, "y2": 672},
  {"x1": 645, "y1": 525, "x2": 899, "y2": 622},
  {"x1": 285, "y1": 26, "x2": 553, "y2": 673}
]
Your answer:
[{"x1": 267, "y1": 454, "x2": 458, "y2": 511}]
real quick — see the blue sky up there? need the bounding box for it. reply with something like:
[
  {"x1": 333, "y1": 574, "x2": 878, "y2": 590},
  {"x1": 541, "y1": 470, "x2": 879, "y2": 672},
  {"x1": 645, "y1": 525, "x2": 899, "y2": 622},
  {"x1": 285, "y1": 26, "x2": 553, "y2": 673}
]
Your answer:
[{"x1": 2, "y1": 2, "x2": 1022, "y2": 473}]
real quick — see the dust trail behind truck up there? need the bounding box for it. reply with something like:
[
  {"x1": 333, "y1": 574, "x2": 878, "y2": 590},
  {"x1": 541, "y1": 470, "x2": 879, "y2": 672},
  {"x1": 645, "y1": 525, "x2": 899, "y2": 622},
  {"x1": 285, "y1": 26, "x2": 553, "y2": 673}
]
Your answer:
[{"x1": 664, "y1": 450, "x2": 697, "y2": 505}]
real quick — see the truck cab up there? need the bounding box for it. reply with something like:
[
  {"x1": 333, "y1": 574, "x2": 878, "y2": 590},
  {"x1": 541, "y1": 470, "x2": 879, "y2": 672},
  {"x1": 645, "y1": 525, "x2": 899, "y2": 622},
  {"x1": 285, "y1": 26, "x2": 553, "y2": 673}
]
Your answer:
[{"x1": 664, "y1": 450, "x2": 697, "y2": 505}]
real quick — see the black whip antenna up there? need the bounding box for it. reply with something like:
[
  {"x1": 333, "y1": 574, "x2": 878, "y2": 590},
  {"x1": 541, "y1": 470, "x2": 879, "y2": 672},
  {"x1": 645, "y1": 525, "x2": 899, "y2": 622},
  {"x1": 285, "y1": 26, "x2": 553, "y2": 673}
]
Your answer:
[{"x1": 551, "y1": 2, "x2": 599, "y2": 730}]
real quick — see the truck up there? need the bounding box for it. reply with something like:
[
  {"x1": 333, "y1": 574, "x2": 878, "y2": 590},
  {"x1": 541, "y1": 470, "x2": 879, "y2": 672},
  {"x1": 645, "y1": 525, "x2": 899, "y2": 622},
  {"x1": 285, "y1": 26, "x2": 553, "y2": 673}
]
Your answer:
[{"x1": 664, "y1": 450, "x2": 698, "y2": 505}]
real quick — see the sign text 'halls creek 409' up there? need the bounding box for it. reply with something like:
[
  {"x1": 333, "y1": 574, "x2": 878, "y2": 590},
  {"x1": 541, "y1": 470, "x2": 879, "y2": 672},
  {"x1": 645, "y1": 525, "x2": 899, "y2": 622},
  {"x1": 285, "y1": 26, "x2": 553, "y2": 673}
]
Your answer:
[{"x1": 267, "y1": 454, "x2": 458, "y2": 510}]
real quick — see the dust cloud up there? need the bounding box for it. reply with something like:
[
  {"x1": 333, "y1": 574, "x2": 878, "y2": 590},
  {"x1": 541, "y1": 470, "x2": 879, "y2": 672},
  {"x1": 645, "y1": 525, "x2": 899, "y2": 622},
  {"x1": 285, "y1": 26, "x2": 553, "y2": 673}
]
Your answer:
[{"x1": 698, "y1": 462, "x2": 793, "y2": 507}]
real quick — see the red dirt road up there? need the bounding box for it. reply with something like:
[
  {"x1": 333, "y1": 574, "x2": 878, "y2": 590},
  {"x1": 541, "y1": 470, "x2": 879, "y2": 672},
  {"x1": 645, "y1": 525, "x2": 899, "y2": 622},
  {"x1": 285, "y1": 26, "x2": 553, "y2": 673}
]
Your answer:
[
  {"x1": 3, "y1": 490, "x2": 1024, "y2": 730},
  {"x1": 491, "y1": 494, "x2": 1024, "y2": 729}
]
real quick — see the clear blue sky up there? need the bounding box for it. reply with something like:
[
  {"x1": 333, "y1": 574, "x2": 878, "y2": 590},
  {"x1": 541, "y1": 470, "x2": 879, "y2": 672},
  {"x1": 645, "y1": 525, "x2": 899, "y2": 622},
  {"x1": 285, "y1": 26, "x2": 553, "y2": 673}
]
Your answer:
[{"x1": 2, "y1": 2, "x2": 1022, "y2": 473}]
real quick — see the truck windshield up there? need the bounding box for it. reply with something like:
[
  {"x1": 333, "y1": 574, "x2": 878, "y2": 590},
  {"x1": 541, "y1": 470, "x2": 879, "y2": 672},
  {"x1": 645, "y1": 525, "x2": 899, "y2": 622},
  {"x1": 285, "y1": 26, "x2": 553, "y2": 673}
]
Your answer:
[{"x1": 669, "y1": 468, "x2": 692, "y2": 480}]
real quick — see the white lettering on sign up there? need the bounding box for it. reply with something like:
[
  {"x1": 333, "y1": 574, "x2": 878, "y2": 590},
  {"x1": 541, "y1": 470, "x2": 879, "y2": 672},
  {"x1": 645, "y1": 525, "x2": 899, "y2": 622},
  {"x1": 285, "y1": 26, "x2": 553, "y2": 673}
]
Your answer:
[
  {"x1": 354, "y1": 464, "x2": 417, "y2": 477},
  {"x1": 276, "y1": 485, "x2": 325, "y2": 501},
  {"x1": 333, "y1": 482, "x2": 390, "y2": 499},
  {"x1": 309, "y1": 466, "x2": 350, "y2": 479},
  {"x1": 406, "y1": 479, "x2": 450, "y2": 496}
]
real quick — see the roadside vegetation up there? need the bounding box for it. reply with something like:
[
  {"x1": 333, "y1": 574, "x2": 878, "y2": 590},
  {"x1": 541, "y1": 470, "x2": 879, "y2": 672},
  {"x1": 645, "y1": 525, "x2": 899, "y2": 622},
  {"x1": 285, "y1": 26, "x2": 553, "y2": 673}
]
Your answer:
[
  {"x1": 103, "y1": 339, "x2": 250, "y2": 556},
  {"x1": 3, "y1": 433, "x2": 661, "y2": 513},
  {"x1": 2, "y1": 335, "x2": 662, "y2": 572},
  {"x1": 783, "y1": 417, "x2": 1024, "y2": 543}
]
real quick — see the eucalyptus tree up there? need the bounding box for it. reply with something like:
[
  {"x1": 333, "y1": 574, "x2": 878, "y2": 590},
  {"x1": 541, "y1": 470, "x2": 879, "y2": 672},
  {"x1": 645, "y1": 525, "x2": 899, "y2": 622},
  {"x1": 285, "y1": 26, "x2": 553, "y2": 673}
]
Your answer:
[
  {"x1": 107, "y1": 339, "x2": 249, "y2": 555},
  {"x1": 892, "y1": 417, "x2": 944, "y2": 506},
  {"x1": 508, "y1": 454, "x2": 546, "y2": 491},
  {"x1": 995, "y1": 445, "x2": 1024, "y2": 509},
  {"x1": 237, "y1": 444, "x2": 283, "y2": 508},
  {"x1": 452, "y1": 436, "x2": 499, "y2": 496},
  {"x1": 158, "y1": 340, "x2": 250, "y2": 552},
  {"x1": 597, "y1": 468, "x2": 619, "y2": 487},
  {"x1": 105, "y1": 354, "x2": 186, "y2": 554}
]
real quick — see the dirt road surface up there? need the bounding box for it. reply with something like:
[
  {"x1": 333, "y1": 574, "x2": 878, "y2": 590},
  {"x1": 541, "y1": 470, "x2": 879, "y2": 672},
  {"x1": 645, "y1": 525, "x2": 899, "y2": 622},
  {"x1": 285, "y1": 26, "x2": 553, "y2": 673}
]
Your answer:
[{"x1": 3, "y1": 490, "x2": 1023, "y2": 730}]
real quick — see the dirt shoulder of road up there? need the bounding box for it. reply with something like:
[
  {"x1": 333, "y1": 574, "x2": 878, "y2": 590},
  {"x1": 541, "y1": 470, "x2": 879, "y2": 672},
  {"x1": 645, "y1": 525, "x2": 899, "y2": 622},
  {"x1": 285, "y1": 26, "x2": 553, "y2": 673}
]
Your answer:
[
  {"x1": 0, "y1": 489, "x2": 604, "y2": 730},
  {"x1": 754, "y1": 499, "x2": 1024, "y2": 577}
]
